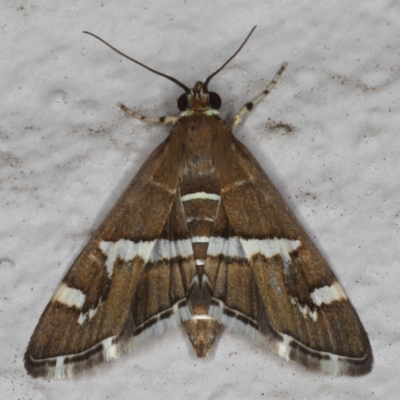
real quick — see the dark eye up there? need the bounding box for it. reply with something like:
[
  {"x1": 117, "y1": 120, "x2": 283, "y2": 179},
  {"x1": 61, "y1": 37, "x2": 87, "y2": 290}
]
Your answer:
[
  {"x1": 209, "y1": 92, "x2": 221, "y2": 109},
  {"x1": 177, "y1": 94, "x2": 188, "y2": 111}
]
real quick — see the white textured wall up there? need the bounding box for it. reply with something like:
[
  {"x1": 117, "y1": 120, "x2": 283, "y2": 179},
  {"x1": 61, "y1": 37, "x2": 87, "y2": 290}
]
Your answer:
[{"x1": 1, "y1": 1, "x2": 398, "y2": 399}]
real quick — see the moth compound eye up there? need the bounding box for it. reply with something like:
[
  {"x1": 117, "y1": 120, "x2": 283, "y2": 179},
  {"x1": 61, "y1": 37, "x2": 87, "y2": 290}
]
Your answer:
[
  {"x1": 209, "y1": 92, "x2": 221, "y2": 110},
  {"x1": 177, "y1": 94, "x2": 188, "y2": 111}
]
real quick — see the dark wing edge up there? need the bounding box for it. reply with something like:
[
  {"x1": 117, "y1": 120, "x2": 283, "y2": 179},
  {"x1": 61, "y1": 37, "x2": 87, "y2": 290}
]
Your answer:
[
  {"x1": 25, "y1": 140, "x2": 195, "y2": 379},
  {"x1": 208, "y1": 291, "x2": 372, "y2": 376},
  {"x1": 206, "y1": 134, "x2": 373, "y2": 376},
  {"x1": 24, "y1": 276, "x2": 192, "y2": 380}
]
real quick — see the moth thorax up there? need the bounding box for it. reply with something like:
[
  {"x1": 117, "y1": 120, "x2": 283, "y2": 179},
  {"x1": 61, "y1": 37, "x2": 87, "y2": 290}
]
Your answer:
[{"x1": 184, "y1": 319, "x2": 220, "y2": 357}]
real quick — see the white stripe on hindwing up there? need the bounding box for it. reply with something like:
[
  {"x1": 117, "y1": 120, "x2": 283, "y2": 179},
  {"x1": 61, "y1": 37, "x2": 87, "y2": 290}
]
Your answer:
[
  {"x1": 209, "y1": 297, "x2": 367, "y2": 376},
  {"x1": 64, "y1": 237, "x2": 337, "y2": 326},
  {"x1": 31, "y1": 299, "x2": 192, "y2": 379},
  {"x1": 98, "y1": 237, "x2": 301, "y2": 277},
  {"x1": 207, "y1": 237, "x2": 301, "y2": 267},
  {"x1": 99, "y1": 238, "x2": 194, "y2": 277}
]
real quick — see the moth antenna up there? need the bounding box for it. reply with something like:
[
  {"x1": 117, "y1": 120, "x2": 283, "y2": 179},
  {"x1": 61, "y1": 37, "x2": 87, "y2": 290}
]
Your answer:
[
  {"x1": 203, "y1": 26, "x2": 257, "y2": 92},
  {"x1": 83, "y1": 31, "x2": 190, "y2": 93}
]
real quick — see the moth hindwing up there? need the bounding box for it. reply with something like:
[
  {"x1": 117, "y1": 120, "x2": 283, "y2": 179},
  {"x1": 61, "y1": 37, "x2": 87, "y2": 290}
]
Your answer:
[{"x1": 25, "y1": 27, "x2": 373, "y2": 379}]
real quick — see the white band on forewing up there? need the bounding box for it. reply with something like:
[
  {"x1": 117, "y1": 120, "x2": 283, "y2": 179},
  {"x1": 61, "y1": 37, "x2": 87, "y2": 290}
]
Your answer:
[
  {"x1": 310, "y1": 282, "x2": 348, "y2": 306},
  {"x1": 52, "y1": 283, "x2": 86, "y2": 309}
]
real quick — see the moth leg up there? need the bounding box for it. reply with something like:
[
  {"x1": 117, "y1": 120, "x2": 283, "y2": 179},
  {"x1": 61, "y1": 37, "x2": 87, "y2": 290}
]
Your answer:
[
  {"x1": 230, "y1": 61, "x2": 288, "y2": 131},
  {"x1": 118, "y1": 102, "x2": 178, "y2": 125}
]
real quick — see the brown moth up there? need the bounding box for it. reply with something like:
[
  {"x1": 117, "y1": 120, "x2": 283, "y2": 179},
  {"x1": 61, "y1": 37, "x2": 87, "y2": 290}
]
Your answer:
[{"x1": 25, "y1": 27, "x2": 373, "y2": 379}]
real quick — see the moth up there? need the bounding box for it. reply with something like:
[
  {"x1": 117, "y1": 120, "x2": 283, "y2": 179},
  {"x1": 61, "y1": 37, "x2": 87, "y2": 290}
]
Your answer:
[{"x1": 25, "y1": 27, "x2": 373, "y2": 379}]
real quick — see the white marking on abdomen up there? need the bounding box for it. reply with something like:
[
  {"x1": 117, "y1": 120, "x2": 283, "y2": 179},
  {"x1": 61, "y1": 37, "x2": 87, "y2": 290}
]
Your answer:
[
  {"x1": 181, "y1": 192, "x2": 220, "y2": 202},
  {"x1": 52, "y1": 283, "x2": 86, "y2": 309},
  {"x1": 310, "y1": 281, "x2": 348, "y2": 306},
  {"x1": 195, "y1": 259, "x2": 205, "y2": 266},
  {"x1": 191, "y1": 236, "x2": 210, "y2": 244},
  {"x1": 186, "y1": 217, "x2": 214, "y2": 223},
  {"x1": 190, "y1": 315, "x2": 214, "y2": 321}
]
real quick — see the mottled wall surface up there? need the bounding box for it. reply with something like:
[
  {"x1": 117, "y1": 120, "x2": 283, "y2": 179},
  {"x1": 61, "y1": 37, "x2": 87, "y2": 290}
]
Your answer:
[{"x1": 1, "y1": 1, "x2": 397, "y2": 399}]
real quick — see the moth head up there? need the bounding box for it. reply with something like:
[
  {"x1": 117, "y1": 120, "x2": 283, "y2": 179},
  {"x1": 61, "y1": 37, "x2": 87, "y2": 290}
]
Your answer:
[
  {"x1": 177, "y1": 82, "x2": 221, "y2": 112},
  {"x1": 83, "y1": 26, "x2": 256, "y2": 114},
  {"x1": 176, "y1": 25, "x2": 256, "y2": 113}
]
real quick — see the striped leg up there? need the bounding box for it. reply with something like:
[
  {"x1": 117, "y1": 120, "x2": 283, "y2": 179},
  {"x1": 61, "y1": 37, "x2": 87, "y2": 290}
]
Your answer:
[
  {"x1": 230, "y1": 62, "x2": 288, "y2": 131},
  {"x1": 118, "y1": 102, "x2": 178, "y2": 125}
]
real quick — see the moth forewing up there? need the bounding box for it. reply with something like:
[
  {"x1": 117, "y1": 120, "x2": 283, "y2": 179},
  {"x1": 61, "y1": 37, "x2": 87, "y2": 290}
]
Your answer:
[{"x1": 25, "y1": 27, "x2": 372, "y2": 379}]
